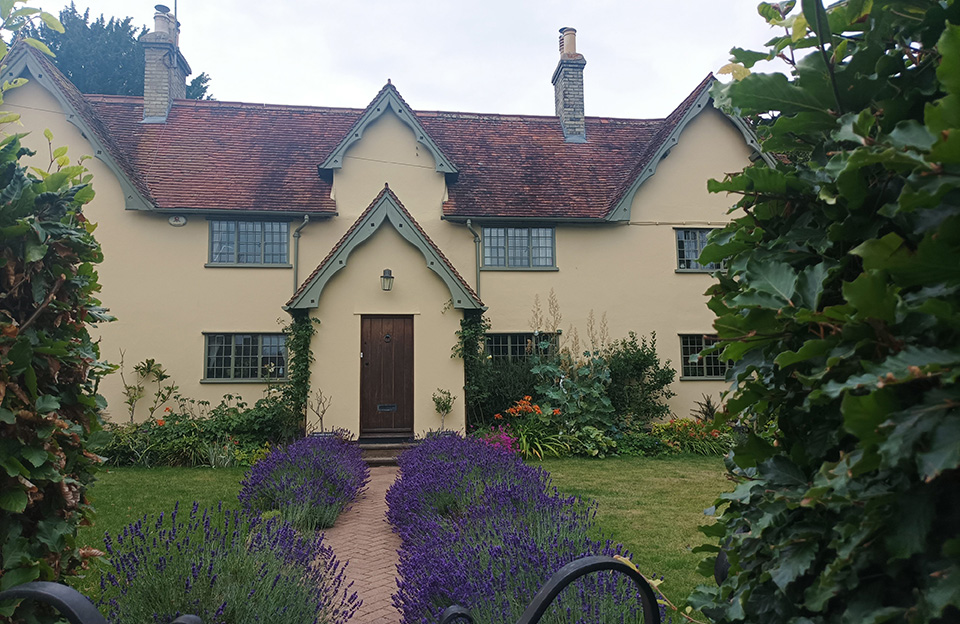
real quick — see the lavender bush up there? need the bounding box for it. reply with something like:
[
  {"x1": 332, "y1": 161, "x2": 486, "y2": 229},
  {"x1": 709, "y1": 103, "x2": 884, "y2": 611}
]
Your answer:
[
  {"x1": 98, "y1": 502, "x2": 360, "y2": 624},
  {"x1": 387, "y1": 436, "x2": 669, "y2": 624},
  {"x1": 238, "y1": 434, "x2": 369, "y2": 530}
]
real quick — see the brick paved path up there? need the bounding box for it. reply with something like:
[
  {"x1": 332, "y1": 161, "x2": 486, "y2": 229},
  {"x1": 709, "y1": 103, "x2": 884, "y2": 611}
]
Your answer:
[{"x1": 324, "y1": 466, "x2": 402, "y2": 624}]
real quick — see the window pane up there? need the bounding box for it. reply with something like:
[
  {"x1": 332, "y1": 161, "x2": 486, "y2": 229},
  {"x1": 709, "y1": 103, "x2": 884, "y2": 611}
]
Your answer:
[
  {"x1": 233, "y1": 334, "x2": 259, "y2": 378},
  {"x1": 680, "y1": 334, "x2": 727, "y2": 378},
  {"x1": 262, "y1": 222, "x2": 289, "y2": 264},
  {"x1": 237, "y1": 222, "x2": 263, "y2": 264},
  {"x1": 261, "y1": 334, "x2": 287, "y2": 378},
  {"x1": 531, "y1": 228, "x2": 554, "y2": 267},
  {"x1": 210, "y1": 221, "x2": 236, "y2": 263},
  {"x1": 483, "y1": 227, "x2": 506, "y2": 267},
  {"x1": 507, "y1": 228, "x2": 530, "y2": 267},
  {"x1": 205, "y1": 334, "x2": 232, "y2": 378},
  {"x1": 677, "y1": 229, "x2": 701, "y2": 270}
]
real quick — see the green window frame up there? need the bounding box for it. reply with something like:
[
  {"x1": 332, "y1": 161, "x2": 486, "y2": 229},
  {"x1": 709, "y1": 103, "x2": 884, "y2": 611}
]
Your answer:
[
  {"x1": 675, "y1": 228, "x2": 721, "y2": 272},
  {"x1": 482, "y1": 226, "x2": 556, "y2": 269},
  {"x1": 679, "y1": 334, "x2": 727, "y2": 379},
  {"x1": 203, "y1": 333, "x2": 287, "y2": 381},
  {"x1": 485, "y1": 332, "x2": 557, "y2": 361},
  {"x1": 208, "y1": 220, "x2": 290, "y2": 266}
]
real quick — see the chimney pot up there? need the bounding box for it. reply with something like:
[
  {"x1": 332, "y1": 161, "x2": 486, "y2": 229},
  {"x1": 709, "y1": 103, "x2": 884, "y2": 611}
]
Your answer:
[{"x1": 559, "y1": 27, "x2": 577, "y2": 56}]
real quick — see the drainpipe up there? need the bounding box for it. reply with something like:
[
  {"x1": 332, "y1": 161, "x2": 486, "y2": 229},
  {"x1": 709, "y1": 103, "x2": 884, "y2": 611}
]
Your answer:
[
  {"x1": 293, "y1": 215, "x2": 310, "y2": 293},
  {"x1": 465, "y1": 219, "x2": 481, "y2": 298}
]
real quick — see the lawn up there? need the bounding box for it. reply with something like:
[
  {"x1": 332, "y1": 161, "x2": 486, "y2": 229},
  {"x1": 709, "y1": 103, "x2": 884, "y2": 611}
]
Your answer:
[
  {"x1": 540, "y1": 454, "x2": 729, "y2": 607},
  {"x1": 73, "y1": 456, "x2": 726, "y2": 608}
]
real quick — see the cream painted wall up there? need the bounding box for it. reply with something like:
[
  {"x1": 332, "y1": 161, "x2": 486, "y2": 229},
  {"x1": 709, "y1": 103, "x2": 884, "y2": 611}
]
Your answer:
[{"x1": 307, "y1": 224, "x2": 465, "y2": 434}]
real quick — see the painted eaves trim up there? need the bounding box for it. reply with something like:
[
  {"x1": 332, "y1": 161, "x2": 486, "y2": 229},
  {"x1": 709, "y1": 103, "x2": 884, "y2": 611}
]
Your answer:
[
  {"x1": 2, "y1": 47, "x2": 156, "y2": 212},
  {"x1": 605, "y1": 85, "x2": 776, "y2": 222},
  {"x1": 287, "y1": 185, "x2": 483, "y2": 311},
  {"x1": 318, "y1": 83, "x2": 459, "y2": 181}
]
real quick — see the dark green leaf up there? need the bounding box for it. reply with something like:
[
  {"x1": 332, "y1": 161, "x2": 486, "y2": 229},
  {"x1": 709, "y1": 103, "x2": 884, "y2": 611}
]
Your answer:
[
  {"x1": 917, "y1": 418, "x2": 960, "y2": 482},
  {"x1": 35, "y1": 395, "x2": 59, "y2": 414},
  {"x1": 771, "y1": 541, "x2": 818, "y2": 590},
  {"x1": 0, "y1": 489, "x2": 28, "y2": 513}
]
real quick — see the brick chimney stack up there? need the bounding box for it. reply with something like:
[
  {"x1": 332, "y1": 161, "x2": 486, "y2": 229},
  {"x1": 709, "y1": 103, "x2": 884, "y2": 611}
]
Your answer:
[
  {"x1": 140, "y1": 4, "x2": 191, "y2": 123},
  {"x1": 551, "y1": 27, "x2": 586, "y2": 143}
]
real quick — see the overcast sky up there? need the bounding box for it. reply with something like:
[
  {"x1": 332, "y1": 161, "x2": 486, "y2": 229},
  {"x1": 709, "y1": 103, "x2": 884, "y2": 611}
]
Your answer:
[{"x1": 43, "y1": 1, "x2": 788, "y2": 119}]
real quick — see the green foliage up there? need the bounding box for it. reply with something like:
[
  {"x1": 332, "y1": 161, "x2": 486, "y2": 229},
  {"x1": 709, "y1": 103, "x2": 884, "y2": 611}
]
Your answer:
[
  {"x1": 651, "y1": 419, "x2": 734, "y2": 457},
  {"x1": 690, "y1": 2, "x2": 960, "y2": 622},
  {"x1": 605, "y1": 332, "x2": 676, "y2": 427},
  {"x1": 532, "y1": 349, "x2": 617, "y2": 432},
  {"x1": 615, "y1": 431, "x2": 676, "y2": 457},
  {"x1": 279, "y1": 314, "x2": 317, "y2": 437},
  {"x1": 431, "y1": 387, "x2": 454, "y2": 429},
  {"x1": 28, "y1": 3, "x2": 213, "y2": 99},
  {"x1": 0, "y1": 129, "x2": 110, "y2": 618}
]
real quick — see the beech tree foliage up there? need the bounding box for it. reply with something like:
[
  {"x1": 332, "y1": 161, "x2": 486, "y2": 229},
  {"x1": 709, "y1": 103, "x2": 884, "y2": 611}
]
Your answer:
[
  {"x1": 690, "y1": 1, "x2": 959, "y2": 623},
  {"x1": 0, "y1": 5, "x2": 111, "y2": 623}
]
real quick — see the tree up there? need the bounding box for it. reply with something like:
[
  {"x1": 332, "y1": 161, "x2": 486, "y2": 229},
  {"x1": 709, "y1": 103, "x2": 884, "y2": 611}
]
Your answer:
[
  {"x1": 0, "y1": 6, "x2": 111, "y2": 622},
  {"x1": 689, "y1": 1, "x2": 959, "y2": 623},
  {"x1": 30, "y1": 3, "x2": 213, "y2": 99}
]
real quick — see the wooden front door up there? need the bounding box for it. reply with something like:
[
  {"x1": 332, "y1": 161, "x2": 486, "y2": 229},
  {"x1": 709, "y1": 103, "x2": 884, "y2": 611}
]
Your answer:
[{"x1": 360, "y1": 315, "x2": 414, "y2": 436}]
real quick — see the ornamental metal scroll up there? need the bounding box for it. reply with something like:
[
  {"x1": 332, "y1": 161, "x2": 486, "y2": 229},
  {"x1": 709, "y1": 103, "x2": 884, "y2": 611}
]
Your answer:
[
  {"x1": 0, "y1": 582, "x2": 202, "y2": 624},
  {"x1": 438, "y1": 555, "x2": 662, "y2": 624}
]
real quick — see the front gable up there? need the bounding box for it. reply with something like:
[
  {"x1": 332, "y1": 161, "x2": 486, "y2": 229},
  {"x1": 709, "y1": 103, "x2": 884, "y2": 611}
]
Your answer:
[
  {"x1": 1, "y1": 44, "x2": 156, "y2": 211},
  {"x1": 605, "y1": 75, "x2": 775, "y2": 222},
  {"x1": 318, "y1": 83, "x2": 459, "y2": 183},
  {"x1": 287, "y1": 185, "x2": 483, "y2": 311}
]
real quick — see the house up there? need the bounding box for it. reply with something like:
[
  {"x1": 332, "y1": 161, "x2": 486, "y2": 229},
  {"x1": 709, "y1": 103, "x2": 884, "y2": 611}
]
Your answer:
[{"x1": 1, "y1": 8, "x2": 771, "y2": 436}]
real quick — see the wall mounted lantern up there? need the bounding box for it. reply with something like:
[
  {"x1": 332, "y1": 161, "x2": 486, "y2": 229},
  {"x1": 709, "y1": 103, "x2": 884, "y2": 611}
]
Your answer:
[{"x1": 380, "y1": 269, "x2": 394, "y2": 291}]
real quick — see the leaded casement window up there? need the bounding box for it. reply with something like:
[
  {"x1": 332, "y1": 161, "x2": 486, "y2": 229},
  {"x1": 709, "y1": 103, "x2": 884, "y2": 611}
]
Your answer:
[
  {"x1": 676, "y1": 228, "x2": 720, "y2": 271},
  {"x1": 679, "y1": 334, "x2": 727, "y2": 379},
  {"x1": 209, "y1": 220, "x2": 289, "y2": 265},
  {"x1": 485, "y1": 332, "x2": 558, "y2": 361},
  {"x1": 482, "y1": 226, "x2": 555, "y2": 268},
  {"x1": 204, "y1": 333, "x2": 287, "y2": 381}
]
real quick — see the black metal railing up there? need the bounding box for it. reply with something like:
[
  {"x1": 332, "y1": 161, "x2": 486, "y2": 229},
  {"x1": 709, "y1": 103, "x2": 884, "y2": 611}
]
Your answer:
[
  {"x1": 1, "y1": 555, "x2": 664, "y2": 624},
  {"x1": 439, "y1": 555, "x2": 662, "y2": 624},
  {"x1": 0, "y1": 582, "x2": 200, "y2": 624}
]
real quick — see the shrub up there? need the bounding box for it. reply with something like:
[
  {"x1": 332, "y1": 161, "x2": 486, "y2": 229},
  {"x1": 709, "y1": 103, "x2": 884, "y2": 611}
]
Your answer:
[
  {"x1": 0, "y1": 121, "x2": 113, "y2": 620},
  {"x1": 651, "y1": 419, "x2": 733, "y2": 456},
  {"x1": 473, "y1": 424, "x2": 519, "y2": 455},
  {"x1": 387, "y1": 436, "x2": 669, "y2": 624},
  {"x1": 605, "y1": 332, "x2": 676, "y2": 427},
  {"x1": 238, "y1": 435, "x2": 369, "y2": 531},
  {"x1": 532, "y1": 349, "x2": 617, "y2": 433},
  {"x1": 689, "y1": 2, "x2": 960, "y2": 622},
  {"x1": 615, "y1": 431, "x2": 675, "y2": 457},
  {"x1": 98, "y1": 502, "x2": 360, "y2": 624}
]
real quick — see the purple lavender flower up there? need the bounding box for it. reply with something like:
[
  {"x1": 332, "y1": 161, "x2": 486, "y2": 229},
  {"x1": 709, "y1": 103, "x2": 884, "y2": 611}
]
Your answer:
[
  {"x1": 388, "y1": 436, "x2": 670, "y2": 624},
  {"x1": 98, "y1": 504, "x2": 360, "y2": 624},
  {"x1": 238, "y1": 435, "x2": 370, "y2": 530}
]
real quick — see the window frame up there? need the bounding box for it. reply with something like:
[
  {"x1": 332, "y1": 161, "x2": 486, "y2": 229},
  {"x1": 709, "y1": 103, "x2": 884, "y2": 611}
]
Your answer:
[
  {"x1": 480, "y1": 225, "x2": 558, "y2": 271},
  {"x1": 679, "y1": 334, "x2": 728, "y2": 380},
  {"x1": 674, "y1": 227, "x2": 721, "y2": 273},
  {"x1": 485, "y1": 332, "x2": 558, "y2": 362},
  {"x1": 201, "y1": 332, "x2": 288, "y2": 383},
  {"x1": 206, "y1": 219, "x2": 292, "y2": 268}
]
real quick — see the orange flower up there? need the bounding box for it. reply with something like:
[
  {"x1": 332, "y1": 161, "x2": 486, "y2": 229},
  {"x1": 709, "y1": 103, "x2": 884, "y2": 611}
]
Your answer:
[
  {"x1": 533, "y1": 405, "x2": 541, "y2": 415},
  {"x1": 524, "y1": 396, "x2": 532, "y2": 401},
  {"x1": 553, "y1": 408, "x2": 561, "y2": 416},
  {"x1": 156, "y1": 419, "x2": 165, "y2": 426},
  {"x1": 164, "y1": 407, "x2": 171, "y2": 413},
  {"x1": 494, "y1": 413, "x2": 503, "y2": 420}
]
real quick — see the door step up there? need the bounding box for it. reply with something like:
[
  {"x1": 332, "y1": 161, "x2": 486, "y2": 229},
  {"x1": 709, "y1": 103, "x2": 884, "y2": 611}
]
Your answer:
[{"x1": 358, "y1": 440, "x2": 417, "y2": 467}]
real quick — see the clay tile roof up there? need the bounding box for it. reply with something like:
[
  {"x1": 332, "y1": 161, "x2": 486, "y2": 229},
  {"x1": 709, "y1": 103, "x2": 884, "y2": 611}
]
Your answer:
[
  {"x1": 89, "y1": 96, "x2": 359, "y2": 214},
  {"x1": 23, "y1": 49, "x2": 719, "y2": 220},
  {"x1": 288, "y1": 184, "x2": 482, "y2": 308}
]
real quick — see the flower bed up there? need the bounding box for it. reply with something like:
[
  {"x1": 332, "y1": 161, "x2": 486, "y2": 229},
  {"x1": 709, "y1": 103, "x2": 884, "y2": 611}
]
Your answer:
[
  {"x1": 98, "y1": 502, "x2": 359, "y2": 624},
  {"x1": 238, "y1": 434, "x2": 369, "y2": 530},
  {"x1": 387, "y1": 435, "x2": 667, "y2": 623}
]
